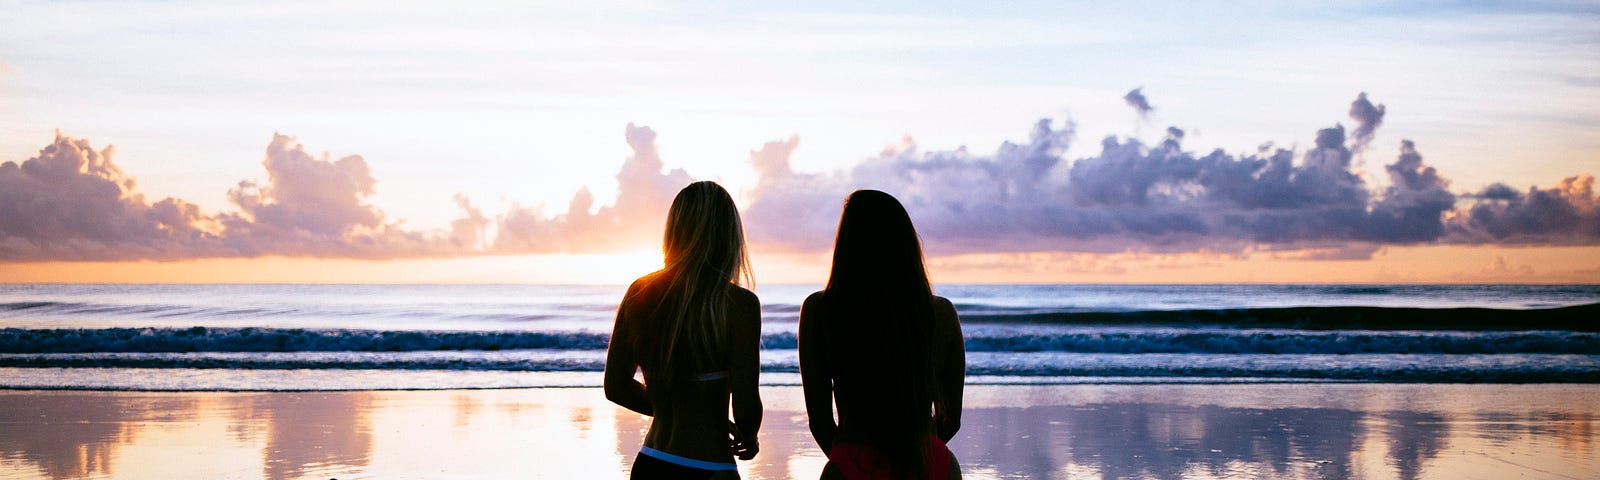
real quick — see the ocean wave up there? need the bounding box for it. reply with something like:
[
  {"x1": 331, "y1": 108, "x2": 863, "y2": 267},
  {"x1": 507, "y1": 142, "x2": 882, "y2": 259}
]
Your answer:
[
  {"x1": 0, "y1": 300, "x2": 599, "y2": 325},
  {"x1": 8, "y1": 297, "x2": 1600, "y2": 331},
  {"x1": 1, "y1": 352, "x2": 1594, "y2": 384},
  {"x1": 960, "y1": 303, "x2": 1600, "y2": 331},
  {"x1": 3, "y1": 327, "x2": 1597, "y2": 355},
  {"x1": 1323, "y1": 286, "x2": 1394, "y2": 295},
  {"x1": 958, "y1": 352, "x2": 1600, "y2": 383},
  {"x1": 0, "y1": 351, "x2": 610, "y2": 371},
  {"x1": 0, "y1": 327, "x2": 609, "y2": 353},
  {"x1": 957, "y1": 330, "x2": 1600, "y2": 354}
]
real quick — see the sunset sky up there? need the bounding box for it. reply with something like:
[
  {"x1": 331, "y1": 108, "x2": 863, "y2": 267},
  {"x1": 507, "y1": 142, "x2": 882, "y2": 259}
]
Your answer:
[{"x1": 2, "y1": 1, "x2": 1597, "y2": 284}]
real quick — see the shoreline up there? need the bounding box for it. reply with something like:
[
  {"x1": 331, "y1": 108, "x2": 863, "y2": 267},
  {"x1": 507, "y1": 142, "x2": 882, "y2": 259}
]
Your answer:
[
  {"x1": 8, "y1": 367, "x2": 1600, "y2": 393},
  {"x1": 2, "y1": 383, "x2": 1596, "y2": 479}
]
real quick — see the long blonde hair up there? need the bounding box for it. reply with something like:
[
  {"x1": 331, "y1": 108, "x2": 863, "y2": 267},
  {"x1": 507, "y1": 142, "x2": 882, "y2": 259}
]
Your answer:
[{"x1": 642, "y1": 181, "x2": 753, "y2": 390}]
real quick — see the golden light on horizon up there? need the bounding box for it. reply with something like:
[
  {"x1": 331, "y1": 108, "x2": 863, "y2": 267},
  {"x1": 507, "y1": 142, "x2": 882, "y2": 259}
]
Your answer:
[{"x1": 2, "y1": 245, "x2": 1595, "y2": 285}]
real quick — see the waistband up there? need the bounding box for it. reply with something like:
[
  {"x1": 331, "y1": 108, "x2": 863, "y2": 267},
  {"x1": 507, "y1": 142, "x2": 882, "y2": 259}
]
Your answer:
[{"x1": 639, "y1": 446, "x2": 739, "y2": 471}]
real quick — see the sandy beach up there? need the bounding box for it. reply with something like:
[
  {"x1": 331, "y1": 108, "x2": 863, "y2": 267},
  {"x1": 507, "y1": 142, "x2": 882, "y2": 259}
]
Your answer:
[{"x1": 1, "y1": 383, "x2": 1595, "y2": 479}]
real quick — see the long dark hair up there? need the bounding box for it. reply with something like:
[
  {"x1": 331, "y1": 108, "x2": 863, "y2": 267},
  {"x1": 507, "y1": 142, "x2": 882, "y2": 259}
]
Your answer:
[
  {"x1": 638, "y1": 181, "x2": 752, "y2": 395},
  {"x1": 823, "y1": 189, "x2": 936, "y2": 478}
]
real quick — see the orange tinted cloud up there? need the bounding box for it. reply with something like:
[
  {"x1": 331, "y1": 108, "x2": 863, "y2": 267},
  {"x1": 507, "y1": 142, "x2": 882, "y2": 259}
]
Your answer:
[{"x1": 489, "y1": 124, "x2": 693, "y2": 254}]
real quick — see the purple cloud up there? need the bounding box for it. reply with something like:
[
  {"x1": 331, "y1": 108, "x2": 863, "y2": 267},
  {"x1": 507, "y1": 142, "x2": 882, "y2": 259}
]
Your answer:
[
  {"x1": 1347, "y1": 92, "x2": 1386, "y2": 153},
  {"x1": 740, "y1": 93, "x2": 1595, "y2": 257},
  {"x1": 1123, "y1": 87, "x2": 1154, "y2": 118},
  {"x1": 0, "y1": 132, "x2": 225, "y2": 260},
  {"x1": 1452, "y1": 175, "x2": 1600, "y2": 245}
]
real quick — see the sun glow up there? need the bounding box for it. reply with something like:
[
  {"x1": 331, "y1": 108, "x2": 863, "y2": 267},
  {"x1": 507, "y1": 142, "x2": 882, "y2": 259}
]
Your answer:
[
  {"x1": 574, "y1": 249, "x2": 667, "y2": 285},
  {"x1": 0, "y1": 252, "x2": 669, "y2": 285}
]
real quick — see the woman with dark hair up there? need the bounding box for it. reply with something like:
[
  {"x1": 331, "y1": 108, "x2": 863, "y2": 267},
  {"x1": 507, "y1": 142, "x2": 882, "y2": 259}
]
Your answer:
[
  {"x1": 799, "y1": 189, "x2": 966, "y2": 479},
  {"x1": 605, "y1": 181, "x2": 763, "y2": 479}
]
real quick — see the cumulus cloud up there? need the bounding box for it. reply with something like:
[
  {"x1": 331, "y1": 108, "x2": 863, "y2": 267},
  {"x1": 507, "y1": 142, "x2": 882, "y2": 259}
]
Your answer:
[
  {"x1": 1451, "y1": 174, "x2": 1600, "y2": 244},
  {"x1": 740, "y1": 135, "x2": 832, "y2": 251},
  {"x1": 0, "y1": 132, "x2": 224, "y2": 260},
  {"x1": 0, "y1": 132, "x2": 457, "y2": 261},
  {"x1": 740, "y1": 92, "x2": 1595, "y2": 258},
  {"x1": 489, "y1": 123, "x2": 695, "y2": 253},
  {"x1": 215, "y1": 134, "x2": 453, "y2": 258},
  {"x1": 747, "y1": 118, "x2": 1080, "y2": 253},
  {"x1": 449, "y1": 194, "x2": 490, "y2": 250},
  {"x1": 3, "y1": 92, "x2": 1596, "y2": 263},
  {"x1": 1364, "y1": 140, "x2": 1455, "y2": 243}
]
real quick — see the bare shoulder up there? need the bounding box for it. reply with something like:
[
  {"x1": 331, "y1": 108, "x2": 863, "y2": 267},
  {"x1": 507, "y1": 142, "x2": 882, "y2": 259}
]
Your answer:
[
  {"x1": 728, "y1": 283, "x2": 756, "y2": 314},
  {"x1": 617, "y1": 272, "x2": 669, "y2": 326},
  {"x1": 729, "y1": 284, "x2": 759, "y2": 305},
  {"x1": 802, "y1": 291, "x2": 828, "y2": 309},
  {"x1": 800, "y1": 291, "x2": 829, "y2": 322},
  {"x1": 798, "y1": 291, "x2": 828, "y2": 333},
  {"x1": 932, "y1": 295, "x2": 958, "y2": 316},
  {"x1": 624, "y1": 270, "x2": 667, "y2": 300},
  {"x1": 931, "y1": 295, "x2": 961, "y2": 330}
]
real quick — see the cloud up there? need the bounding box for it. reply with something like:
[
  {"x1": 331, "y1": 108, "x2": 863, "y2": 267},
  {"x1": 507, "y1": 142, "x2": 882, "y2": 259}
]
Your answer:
[
  {"x1": 0, "y1": 132, "x2": 225, "y2": 261},
  {"x1": 1123, "y1": 87, "x2": 1153, "y2": 118},
  {"x1": 0, "y1": 132, "x2": 457, "y2": 261},
  {"x1": 1451, "y1": 174, "x2": 1600, "y2": 245},
  {"x1": 215, "y1": 134, "x2": 452, "y2": 258},
  {"x1": 1363, "y1": 140, "x2": 1456, "y2": 243},
  {"x1": 3, "y1": 92, "x2": 1595, "y2": 263},
  {"x1": 740, "y1": 135, "x2": 830, "y2": 251},
  {"x1": 1347, "y1": 92, "x2": 1386, "y2": 153},
  {"x1": 739, "y1": 93, "x2": 1594, "y2": 258},
  {"x1": 449, "y1": 194, "x2": 490, "y2": 250},
  {"x1": 489, "y1": 123, "x2": 695, "y2": 253},
  {"x1": 747, "y1": 118, "x2": 1081, "y2": 253}
]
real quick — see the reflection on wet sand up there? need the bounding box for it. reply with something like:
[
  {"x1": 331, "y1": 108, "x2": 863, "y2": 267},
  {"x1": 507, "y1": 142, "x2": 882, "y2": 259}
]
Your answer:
[
  {"x1": 0, "y1": 384, "x2": 1595, "y2": 479},
  {"x1": 1385, "y1": 411, "x2": 1449, "y2": 480},
  {"x1": 0, "y1": 393, "x2": 198, "y2": 478},
  {"x1": 452, "y1": 394, "x2": 481, "y2": 429},
  {"x1": 243, "y1": 393, "x2": 374, "y2": 480},
  {"x1": 612, "y1": 401, "x2": 648, "y2": 477},
  {"x1": 955, "y1": 403, "x2": 1366, "y2": 479}
]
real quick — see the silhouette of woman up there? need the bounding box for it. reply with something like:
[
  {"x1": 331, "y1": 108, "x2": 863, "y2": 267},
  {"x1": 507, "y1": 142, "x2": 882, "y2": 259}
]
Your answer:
[
  {"x1": 605, "y1": 181, "x2": 763, "y2": 479},
  {"x1": 799, "y1": 189, "x2": 966, "y2": 479}
]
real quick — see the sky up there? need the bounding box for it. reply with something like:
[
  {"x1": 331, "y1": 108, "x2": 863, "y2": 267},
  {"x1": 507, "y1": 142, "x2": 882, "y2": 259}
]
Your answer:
[{"x1": 1, "y1": 0, "x2": 1597, "y2": 284}]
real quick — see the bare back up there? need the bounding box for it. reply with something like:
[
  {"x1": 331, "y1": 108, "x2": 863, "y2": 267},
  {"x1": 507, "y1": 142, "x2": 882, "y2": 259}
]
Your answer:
[
  {"x1": 604, "y1": 271, "x2": 763, "y2": 466},
  {"x1": 798, "y1": 292, "x2": 965, "y2": 449}
]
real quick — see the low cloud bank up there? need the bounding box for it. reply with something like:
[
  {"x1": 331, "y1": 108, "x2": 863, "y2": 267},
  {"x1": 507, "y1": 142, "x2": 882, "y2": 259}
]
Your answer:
[
  {"x1": 0, "y1": 133, "x2": 458, "y2": 261},
  {"x1": 1, "y1": 92, "x2": 1595, "y2": 262},
  {"x1": 743, "y1": 92, "x2": 1595, "y2": 256},
  {"x1": 1, "y1": 134, "x2": 223, "y2": 261}
]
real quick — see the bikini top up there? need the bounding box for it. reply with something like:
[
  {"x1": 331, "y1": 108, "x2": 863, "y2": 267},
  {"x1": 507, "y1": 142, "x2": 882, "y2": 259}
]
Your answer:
[{"x1": 694, "y1": 371, "x2": 728, "y2": 382}]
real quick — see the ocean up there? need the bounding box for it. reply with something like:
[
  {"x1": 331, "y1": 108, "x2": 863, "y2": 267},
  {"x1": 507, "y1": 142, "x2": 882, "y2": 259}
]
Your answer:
[{"x1": 2, "y1": 283, "x2": 1597, "y2": 391}]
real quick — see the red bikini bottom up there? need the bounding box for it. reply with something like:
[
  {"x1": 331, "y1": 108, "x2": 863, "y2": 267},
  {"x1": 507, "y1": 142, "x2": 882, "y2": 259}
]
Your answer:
[{"x1": 827, "y1": 436, "x2": 952, "y2": 480}]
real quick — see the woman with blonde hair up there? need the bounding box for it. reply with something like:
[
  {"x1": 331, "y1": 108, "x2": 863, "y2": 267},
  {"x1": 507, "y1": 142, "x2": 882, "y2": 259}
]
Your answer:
[
  {"x1": 605, "y1": 181, "x2": 762, "y2": 479},
  {"x1": 800, "y1": 189, "x2": 966, "y2": 479}
]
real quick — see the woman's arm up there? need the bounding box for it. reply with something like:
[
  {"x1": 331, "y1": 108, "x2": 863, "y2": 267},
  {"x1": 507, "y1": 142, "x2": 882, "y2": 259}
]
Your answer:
[
  {"x1": 728, "y1": 287, "x2": 763, "y2": 460},
  {"x1": 604, "y1": 279, "x2": 653, "y2": 416},
  {"x1": 798, "y1": 292, "x2": 838, "y2": 452},
  {"x1": 932, "y1": 296, "x2": 965, "y2": 443}
]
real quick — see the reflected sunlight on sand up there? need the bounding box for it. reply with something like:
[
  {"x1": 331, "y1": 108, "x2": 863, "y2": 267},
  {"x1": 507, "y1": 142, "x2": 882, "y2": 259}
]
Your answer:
[{"x1": 1, "y1": 384, "x2": 1595, "y2": 479}]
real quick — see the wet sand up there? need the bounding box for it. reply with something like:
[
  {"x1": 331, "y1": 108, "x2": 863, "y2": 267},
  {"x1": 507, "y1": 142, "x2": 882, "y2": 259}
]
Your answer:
[{"x1": 0, "y1": 384, "x2": 1595, "y2": 479}]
